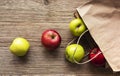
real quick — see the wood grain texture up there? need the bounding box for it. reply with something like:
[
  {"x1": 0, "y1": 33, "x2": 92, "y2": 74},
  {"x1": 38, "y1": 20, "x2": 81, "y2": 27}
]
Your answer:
[{"x1": 0, "y1": 0, "x2": 120, "y2": 75}]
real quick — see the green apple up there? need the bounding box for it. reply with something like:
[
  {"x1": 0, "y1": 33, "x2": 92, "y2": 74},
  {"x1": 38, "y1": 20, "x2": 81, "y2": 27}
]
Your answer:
[
  {"x1": 69, "y1": 18, "x2": 86, "y2": 36},
  {"x1": 9, "y1": 37, "x2": 30, "y2": 56},
  {"x1": 65, "y1": 44, "x2": 85, "y2": 63}
]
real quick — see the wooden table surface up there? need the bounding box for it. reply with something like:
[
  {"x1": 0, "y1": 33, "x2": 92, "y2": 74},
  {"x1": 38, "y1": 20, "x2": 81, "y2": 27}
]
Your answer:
[{"x1": 0, "y1": 0, "x2": 120, "y2": 75}]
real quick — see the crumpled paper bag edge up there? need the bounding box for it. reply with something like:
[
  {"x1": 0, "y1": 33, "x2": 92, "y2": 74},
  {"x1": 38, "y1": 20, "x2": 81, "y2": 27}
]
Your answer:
[{"x1": 76, "y1": 6, "x2": 120, "y2": 72}]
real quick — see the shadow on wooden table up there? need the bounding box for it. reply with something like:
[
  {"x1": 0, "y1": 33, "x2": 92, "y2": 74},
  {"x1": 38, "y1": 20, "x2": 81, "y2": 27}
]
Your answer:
[{"x1": 11, "y1": 50, "x2": 30, "y2": 64}]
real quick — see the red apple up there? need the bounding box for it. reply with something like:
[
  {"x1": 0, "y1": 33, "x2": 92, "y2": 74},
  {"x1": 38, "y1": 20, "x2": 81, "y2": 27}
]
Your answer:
[
  {"x1": 89, "y1": 48, "x2": 106, "y2": 66},
  {"x1": 41, "y1": 29, "x2": 61, "y2": 50}
]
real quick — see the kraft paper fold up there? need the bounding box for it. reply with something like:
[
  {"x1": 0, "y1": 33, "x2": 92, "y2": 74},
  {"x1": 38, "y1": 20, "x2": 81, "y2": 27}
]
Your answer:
[{"x1": 77, "y1": 0, "x2": 120, "y2": 72}]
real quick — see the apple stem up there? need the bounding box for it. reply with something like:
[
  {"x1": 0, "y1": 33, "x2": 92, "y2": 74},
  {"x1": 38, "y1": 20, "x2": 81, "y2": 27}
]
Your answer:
[
  {"x1": 77, "y1": 24, "x2": 81, "y2": 28},
  {"x1": 51, "y1": 35, "x2": 55, "y2": 39}
]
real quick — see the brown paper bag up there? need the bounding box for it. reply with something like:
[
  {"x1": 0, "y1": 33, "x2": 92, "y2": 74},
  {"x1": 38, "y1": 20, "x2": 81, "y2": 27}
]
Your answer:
[{"x1": 76, "y1": 0, "x2": 120, "y2": 72}]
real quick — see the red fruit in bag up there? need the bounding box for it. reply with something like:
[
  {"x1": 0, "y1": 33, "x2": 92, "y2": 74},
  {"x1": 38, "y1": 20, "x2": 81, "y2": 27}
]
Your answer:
[{"x1": 89, "y1": 48, "x2": 106, "y2": 66}]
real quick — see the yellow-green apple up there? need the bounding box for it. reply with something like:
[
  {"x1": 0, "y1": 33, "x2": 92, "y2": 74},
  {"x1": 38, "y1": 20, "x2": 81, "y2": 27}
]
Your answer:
[
  {"x1": 69, "y1": 18, "x2": 86, "y2": 36},
  {"x1": 41, "y1": 29, "x2": 61, "y2": 50},
  {"x1": 65, "y1": 44, "x2": 85, "y2": 63},
  {"x1": 9, "y1": 37, "x2": 30, "y2": 56},
  {"x1": 89, "y1": 48, "x2": 106, "y2": 66}
]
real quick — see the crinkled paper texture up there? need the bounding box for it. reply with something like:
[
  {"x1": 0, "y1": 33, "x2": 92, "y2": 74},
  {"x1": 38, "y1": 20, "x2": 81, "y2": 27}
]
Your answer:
[{"x1": 77, "y1": 0, "x2": 120, "y2": 72}]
